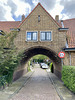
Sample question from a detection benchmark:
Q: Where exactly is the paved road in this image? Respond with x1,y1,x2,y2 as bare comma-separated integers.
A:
10,67,60,100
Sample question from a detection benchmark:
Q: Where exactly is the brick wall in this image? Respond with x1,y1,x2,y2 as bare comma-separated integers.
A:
14,4,66,54
13,62,28,81
13,4,68,79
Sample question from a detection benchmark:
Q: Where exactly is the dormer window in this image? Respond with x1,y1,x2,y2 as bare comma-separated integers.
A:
0,30,4,35
10,28,20,31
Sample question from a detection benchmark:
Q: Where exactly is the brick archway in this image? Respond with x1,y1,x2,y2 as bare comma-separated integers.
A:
21,46,62,78
13,46,62,81
22,46,60,63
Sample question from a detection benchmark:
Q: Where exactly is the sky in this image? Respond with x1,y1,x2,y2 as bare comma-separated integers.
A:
0,0,75,21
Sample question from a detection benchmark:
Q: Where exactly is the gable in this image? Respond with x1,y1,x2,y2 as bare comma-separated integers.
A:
18,3,61,29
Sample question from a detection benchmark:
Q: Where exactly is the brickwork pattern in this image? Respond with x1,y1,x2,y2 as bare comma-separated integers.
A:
14,5,66,54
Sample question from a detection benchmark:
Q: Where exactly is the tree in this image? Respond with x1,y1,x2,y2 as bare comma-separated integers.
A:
32,54,49,63
0,30,22,85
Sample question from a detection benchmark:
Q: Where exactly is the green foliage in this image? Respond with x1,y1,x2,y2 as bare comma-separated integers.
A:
27,61,31,72
27,66,31,72
32,54,47,60
0,75,7,88
28,61,30,66
0,31,23,87
32,54,48,63
50,62,53,72
62,66,75,93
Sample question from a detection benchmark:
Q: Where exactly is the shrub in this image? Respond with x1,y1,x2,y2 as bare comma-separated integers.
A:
0,31,24,88
27,61,31,72
0,75,7,88
62,65,75,93
50,62,53,72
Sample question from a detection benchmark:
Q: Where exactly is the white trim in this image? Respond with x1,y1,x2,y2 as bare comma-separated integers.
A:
26,31,38,42
40,31,52,41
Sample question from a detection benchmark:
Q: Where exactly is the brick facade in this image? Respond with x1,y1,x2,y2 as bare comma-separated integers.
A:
13,3,68,78
0,3,75,80
14,4,66,53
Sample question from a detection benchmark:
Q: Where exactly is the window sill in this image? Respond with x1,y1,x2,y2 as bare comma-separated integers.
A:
25,40,38,42
40,40,52,42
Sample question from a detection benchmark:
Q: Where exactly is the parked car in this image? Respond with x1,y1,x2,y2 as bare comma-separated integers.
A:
40,63,49,69
40,63,45,68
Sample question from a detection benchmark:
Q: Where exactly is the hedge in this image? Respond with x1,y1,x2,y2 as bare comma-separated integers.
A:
27,61,31,72
62,65,75,93
0,75,8,89
50,62,53,72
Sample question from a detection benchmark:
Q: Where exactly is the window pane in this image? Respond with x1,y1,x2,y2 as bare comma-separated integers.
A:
33,32,37,40
41,32,45,40
40,31,52,41
46,32,51,40
27,32,37,41
27,32,31,40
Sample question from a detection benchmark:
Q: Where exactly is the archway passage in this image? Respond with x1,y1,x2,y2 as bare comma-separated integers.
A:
20,46,62,79
22,46,60,63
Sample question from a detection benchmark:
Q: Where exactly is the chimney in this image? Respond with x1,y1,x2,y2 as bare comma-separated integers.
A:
21,14,25,21
55,15,59,22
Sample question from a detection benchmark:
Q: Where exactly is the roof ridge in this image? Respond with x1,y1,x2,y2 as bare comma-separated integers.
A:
17,3,61,28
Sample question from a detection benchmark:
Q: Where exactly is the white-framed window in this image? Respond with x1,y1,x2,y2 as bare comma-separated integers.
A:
27,31,38,41
40,31,52,41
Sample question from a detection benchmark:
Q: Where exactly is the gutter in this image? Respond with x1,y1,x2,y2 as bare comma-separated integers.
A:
63,48,75,51
58,28,69,31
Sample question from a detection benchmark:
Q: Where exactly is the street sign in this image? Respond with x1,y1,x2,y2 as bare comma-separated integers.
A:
58,51,65,58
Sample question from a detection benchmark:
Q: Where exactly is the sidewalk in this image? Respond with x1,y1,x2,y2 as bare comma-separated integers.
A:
47,70,75,100
0,71,34,100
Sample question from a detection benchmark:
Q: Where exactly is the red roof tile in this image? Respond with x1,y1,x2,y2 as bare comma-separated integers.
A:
63,18,75,48
0,21,20,32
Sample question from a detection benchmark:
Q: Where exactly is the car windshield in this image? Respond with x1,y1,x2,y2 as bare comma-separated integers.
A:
41,63,45,65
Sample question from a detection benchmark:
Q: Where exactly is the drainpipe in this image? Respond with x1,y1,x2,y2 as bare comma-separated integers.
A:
69,51,71,66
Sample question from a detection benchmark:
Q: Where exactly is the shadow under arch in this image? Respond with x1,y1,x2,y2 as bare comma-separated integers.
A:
20,46,62,79
21,46,60,64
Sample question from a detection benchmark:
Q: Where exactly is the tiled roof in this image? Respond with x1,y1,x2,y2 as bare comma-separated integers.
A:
63,18,75,48
0,21,20,32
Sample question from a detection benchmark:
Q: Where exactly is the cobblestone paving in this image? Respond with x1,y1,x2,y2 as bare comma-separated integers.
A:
9,67,60,100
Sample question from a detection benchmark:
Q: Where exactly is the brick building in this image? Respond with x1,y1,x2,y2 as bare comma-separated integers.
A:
0,3,75,79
